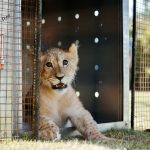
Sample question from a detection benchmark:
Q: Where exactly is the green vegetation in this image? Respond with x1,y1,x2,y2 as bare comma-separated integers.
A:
133,0,150,90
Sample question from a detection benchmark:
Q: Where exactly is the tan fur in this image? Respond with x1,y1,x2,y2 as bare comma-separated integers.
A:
39,44,108,141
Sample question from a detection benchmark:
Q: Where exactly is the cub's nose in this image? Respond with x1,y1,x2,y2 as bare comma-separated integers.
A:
55,76,64,81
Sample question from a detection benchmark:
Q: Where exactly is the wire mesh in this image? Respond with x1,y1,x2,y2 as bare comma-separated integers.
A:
133,0,150,130
0,0,39,140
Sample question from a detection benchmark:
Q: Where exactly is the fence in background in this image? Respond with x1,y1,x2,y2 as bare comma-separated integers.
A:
131,0,150,131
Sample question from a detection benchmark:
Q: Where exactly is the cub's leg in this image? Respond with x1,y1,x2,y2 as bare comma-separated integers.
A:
38,117,61,141
69,107,107,141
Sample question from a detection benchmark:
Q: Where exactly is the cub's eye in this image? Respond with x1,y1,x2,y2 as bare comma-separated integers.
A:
46,62,53,68
63,60,68,66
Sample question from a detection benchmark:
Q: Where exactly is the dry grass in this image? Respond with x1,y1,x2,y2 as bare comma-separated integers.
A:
0,129,150,150
1,92,150,149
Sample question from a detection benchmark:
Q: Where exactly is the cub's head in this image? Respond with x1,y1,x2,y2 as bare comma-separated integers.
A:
40,43,79,92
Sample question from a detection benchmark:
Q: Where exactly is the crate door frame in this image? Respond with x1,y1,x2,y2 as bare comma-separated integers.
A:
97,0,130,131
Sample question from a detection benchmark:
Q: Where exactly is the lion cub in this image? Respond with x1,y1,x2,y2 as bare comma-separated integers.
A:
39,43,107,141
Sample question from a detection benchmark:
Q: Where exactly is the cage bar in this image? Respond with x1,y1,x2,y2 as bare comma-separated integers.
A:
0,0,40,140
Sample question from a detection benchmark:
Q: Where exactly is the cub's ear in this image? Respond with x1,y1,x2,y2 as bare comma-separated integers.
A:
39,51,46,62
68,43,79,58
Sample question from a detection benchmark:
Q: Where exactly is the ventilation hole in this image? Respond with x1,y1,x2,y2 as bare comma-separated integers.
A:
57,16,62,22
26,45,30,49
95,92,99,98
26,21,30,26
75,40,80,45
94,65,99,71
42,19,45,24
94,10,99,16
75,14,80,19
57,41,62,47
76,91,80,97
94,37,99,43
75,26,80,32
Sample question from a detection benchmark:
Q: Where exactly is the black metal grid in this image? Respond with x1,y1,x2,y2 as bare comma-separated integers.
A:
132,0,150,130
0,0,40,140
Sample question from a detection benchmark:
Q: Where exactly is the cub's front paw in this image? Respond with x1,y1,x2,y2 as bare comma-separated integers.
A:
87,131,115,142
39,119,61,141
87,131,106,141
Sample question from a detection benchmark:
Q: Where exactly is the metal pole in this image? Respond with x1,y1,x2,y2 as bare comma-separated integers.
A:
34,0,42,140
131,0,136,129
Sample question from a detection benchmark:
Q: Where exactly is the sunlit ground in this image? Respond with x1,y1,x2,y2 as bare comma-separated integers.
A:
0,129,150,150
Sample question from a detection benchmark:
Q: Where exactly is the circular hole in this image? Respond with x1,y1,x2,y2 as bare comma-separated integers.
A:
95,92,99,98
42,19,45,24
26,45,30,49
57,16,62,22
94,10,99,16
26,21,30,26
94,37,99,43
75,14,80,19
75,26,80,32
76,91,80,97
94,65,99,71
75,40,80,45
58,41,62,47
